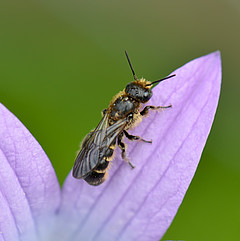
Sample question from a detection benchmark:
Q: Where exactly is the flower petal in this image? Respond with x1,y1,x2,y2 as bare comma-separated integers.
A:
0,104,61,240
60,51,221,241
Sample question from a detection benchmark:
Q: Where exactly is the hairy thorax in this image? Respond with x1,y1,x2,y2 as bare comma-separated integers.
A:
108,95,140,126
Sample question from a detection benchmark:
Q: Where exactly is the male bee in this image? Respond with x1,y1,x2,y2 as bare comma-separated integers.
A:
72,51,175,186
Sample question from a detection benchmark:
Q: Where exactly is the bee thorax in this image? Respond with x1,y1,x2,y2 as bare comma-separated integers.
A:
109,96,139,121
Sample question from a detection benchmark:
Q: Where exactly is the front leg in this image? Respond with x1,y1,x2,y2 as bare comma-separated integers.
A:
117,133,135,169
123,130,152,143
140,104,172,116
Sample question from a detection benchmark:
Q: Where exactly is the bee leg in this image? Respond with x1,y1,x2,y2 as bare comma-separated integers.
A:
140,105,172,116
123,130,152,143
117,133,135,169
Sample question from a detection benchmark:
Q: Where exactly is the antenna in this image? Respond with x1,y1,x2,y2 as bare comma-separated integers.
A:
125,50,137,80
146,74,176,87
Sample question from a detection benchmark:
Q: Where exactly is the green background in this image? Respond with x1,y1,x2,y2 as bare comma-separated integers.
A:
1,0,239,240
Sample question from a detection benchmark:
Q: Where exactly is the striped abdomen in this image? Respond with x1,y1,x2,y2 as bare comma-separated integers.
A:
84,144,115,186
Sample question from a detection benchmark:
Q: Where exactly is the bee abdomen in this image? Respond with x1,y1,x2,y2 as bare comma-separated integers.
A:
84,146,115,186
84,159,109,186
84,171,107,186
94,159,109,172
84,160,109,185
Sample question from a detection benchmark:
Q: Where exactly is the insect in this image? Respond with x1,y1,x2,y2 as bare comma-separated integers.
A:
72,51,175,186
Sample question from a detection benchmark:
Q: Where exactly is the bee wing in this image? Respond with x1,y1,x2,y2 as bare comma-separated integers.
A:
72,113,128,179
72,112,109,178
104,118,128,144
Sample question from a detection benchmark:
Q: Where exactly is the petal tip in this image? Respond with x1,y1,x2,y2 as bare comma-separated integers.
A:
208,50,221,63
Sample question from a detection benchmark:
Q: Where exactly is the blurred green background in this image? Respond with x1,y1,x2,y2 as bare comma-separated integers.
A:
0,0,239,240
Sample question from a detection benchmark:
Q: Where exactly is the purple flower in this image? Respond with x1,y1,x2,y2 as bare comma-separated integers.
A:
0,51,221,241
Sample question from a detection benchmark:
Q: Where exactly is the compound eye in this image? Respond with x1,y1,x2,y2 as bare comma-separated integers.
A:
142,90,152,102
144,91,149,97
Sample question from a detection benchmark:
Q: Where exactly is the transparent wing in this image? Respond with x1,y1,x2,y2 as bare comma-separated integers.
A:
72,113,128,179
72,112,109,178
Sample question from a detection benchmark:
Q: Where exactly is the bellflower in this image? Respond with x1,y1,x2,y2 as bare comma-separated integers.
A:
0,51,221,241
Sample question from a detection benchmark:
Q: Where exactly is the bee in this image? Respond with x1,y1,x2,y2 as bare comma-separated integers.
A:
72,51,175,186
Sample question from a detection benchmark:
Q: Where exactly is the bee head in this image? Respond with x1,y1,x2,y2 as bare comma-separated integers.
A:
124,50,175,103
125,80,153,103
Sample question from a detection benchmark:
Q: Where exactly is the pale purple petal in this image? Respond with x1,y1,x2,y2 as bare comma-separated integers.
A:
0,104,61,240
59,51,221,241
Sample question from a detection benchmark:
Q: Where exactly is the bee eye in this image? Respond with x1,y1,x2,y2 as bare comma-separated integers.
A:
141,90,152,103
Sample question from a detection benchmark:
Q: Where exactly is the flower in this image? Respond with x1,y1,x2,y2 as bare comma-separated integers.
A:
0,51,221,241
